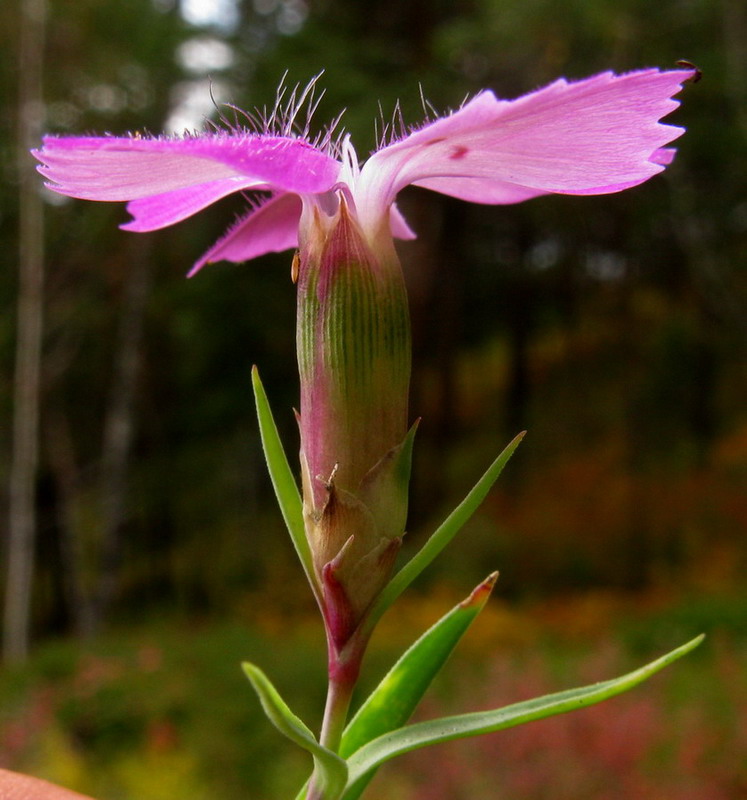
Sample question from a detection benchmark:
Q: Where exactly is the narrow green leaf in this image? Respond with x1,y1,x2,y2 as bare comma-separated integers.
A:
345,635,704,787
243,662,348,800
367,432,524,629
339,573,498,800
344,572,497,757
251,366,315,589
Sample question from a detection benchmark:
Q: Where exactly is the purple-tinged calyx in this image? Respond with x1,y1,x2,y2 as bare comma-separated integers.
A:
296,195,413,647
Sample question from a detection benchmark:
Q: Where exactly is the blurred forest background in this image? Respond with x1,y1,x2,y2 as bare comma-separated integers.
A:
1,0,745,798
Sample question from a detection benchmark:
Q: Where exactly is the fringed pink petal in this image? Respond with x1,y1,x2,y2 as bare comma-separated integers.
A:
411,176,547,205
389,202,417,240
33,133,340,201
188,192,302,276
121,177,265,232
357,68,694,227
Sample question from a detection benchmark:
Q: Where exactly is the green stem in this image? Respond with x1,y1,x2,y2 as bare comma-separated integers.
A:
306,675,354,800
320,673,355,753
307,630,366,799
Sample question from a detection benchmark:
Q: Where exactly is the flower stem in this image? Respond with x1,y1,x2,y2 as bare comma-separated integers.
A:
319,672,354,754
306,680,353,800
306,639,362,800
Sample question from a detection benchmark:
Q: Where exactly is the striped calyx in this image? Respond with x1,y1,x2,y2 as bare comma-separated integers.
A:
296,196,413,646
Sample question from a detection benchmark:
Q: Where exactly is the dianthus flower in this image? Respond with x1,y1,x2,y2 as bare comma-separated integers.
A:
34,69,692,276
34,67,694,653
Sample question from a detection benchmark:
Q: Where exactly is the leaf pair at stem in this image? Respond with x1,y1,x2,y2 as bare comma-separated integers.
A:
250,368,703,800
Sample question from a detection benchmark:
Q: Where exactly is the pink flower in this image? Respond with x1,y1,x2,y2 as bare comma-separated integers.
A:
33,68,693,277
33,68,694,650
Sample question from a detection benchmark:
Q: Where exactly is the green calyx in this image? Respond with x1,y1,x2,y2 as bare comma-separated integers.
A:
296,198,413,641
297,200,410,500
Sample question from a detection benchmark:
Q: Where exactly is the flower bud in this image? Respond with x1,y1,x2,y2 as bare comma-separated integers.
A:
296,196,412,646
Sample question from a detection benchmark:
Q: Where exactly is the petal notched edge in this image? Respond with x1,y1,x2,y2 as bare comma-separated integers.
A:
360,68,695,210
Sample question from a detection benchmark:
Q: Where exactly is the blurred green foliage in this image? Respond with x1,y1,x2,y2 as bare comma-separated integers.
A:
0,590,744,798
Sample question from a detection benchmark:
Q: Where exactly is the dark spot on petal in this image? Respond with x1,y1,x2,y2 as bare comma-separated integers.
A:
449,145,469,160
426,137,446,145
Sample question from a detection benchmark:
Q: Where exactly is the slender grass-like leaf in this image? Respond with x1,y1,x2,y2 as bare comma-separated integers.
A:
251,366,315,590
338,573,497,800
243,662,348,800
366,432,524,629
345,635,704,787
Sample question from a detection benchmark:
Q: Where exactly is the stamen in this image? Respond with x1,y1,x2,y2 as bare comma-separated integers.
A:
418,83,439,121
206,72,346,157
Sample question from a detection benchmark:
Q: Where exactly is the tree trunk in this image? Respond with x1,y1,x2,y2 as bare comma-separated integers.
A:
4,0,47,663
